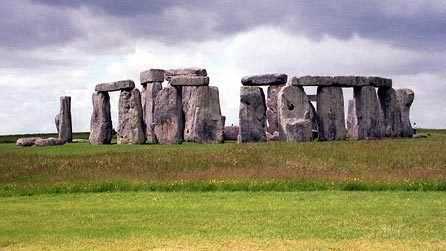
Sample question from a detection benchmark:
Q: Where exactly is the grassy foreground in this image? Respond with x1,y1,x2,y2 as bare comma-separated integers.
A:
1,191,445,250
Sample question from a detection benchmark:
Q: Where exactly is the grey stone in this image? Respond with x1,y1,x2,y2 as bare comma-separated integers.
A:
291,76,333,86
182,86,225,143
347,99,358,139
266,85,285,134
89,92,113,145
316,86,346,141
164,67,207,81
95,80,135,92
241,73,287,86
292,76,392,87
16,137,41,147
413,134,428,139
153,87,184,144
223,126,239,141
140,69,165,84
396,88,415,138
169,76,209,86
378,87,403,137
266,131,280,141
34,138,65,147
55,114,60,134
277,85,313,141
308,101,318,136
56,96,72,143
141,82,163,143
238,86,267,143
72,139,88,143
117,88,146,144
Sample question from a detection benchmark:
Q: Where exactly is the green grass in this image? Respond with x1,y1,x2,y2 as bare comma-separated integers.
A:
0,191,445,249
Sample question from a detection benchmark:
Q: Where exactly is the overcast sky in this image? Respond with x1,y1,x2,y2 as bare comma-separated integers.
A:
0,0,445,134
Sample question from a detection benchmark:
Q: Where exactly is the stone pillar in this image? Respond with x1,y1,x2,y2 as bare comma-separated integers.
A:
347,99,358,139
316,86,346,141
89,92,112,144
266,85,285,135
117,88,146,144
351,86,385,140
238,86,267,143
277,85,313,142
308,101,318,139
141,82,162,143
378,87,403,137
153,87,184,144
396,89,415,137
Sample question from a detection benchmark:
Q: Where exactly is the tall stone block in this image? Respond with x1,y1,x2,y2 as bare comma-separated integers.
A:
347,99,358,139
141,82,162,143
378,87,403,137
154,87,184,144
396,89,415,137
89,92,112,144
238,86,267,143
277,85,313,142
56,96,73,143
266,85,284,134
117,88,146,144
316,86,346,141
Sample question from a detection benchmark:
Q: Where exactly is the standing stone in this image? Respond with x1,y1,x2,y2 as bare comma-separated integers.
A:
223,125,239,141
154,87,184,144
141,82,162,143
316,87,346,141
238,86,267,143
55,96,73,143
277,85,313,141
117,88,146,144
308,101,318,138
266,85,285,134
378,87,403,137
89,92,113,144
182,86,224,143
396,89,415,137
351,86,385,140
347,99,358,139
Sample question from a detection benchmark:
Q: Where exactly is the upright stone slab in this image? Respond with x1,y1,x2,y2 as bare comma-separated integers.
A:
154,87,184,144
378,87,403,137
238,86,267,143
117,88,146,144
308,101,318,138
55,96,73,143
141,82,162,143
224,126,239,141
182,86,224,143
277,85,313,142
316,86,346,141
266,85,284,134
396,89,415,137
347,99,358,139
89,92,112,144
352,86,385,140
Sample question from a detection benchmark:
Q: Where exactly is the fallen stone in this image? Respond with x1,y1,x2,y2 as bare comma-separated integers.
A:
164,67,207,81
140,69,165,84
141,82,163,143
34,138,65,147
316,86,346,141
266,85,285,134
72,139,89,143
238,86,267,143
396,88,415,138
291,76,392,87
95,80,135,92
413,134,428,139
223,126,239,141
154,87,184,144
56,96,72,143
117,88,146,144
16,137,41,147
169,76,209,86
241,73,288,86
266,131,280,141
378,87,403,137
89,92,113,145
277,85,313,141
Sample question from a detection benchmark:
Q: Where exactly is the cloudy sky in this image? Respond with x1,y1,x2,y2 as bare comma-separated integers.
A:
0,0,445,134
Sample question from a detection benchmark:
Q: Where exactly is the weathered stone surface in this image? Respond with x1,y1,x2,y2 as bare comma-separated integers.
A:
413,134,428,139
56,96,72,143
347,99,358,139
140,69,165,84
55,114,61,134
316,86,346,141
164,67,207,81
292,76,392,87
117,88,146,144
95,80,135,92
238,86,267,143
266,131,280,141
16,137,41,147
89,92,113,145
266,85,285,134
291,76,333,86
277,85,313,141
34,138,65,147
182,86,224,143
223,126,239,141
141,82,163,143
396,88,415,138
154,87,184,144
169,76,209,86
241,74,287,86
308,101,318,136
350,86,386,140
378,87,403,137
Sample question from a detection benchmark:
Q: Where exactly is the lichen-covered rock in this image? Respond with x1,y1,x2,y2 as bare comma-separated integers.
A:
164,67,207,81
141,82,162,143
266,85,284,134
241,74,287,86
277,85,312,141
89,92,113,145
56,96,72,143
34,138,65,147
16,137,41,147
378,87,403,137
223,126,239,141
396,88,415,138
95,80,135,92
117,88,146,144
238,86,267,143
316,86,346,141
154,87,184,144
